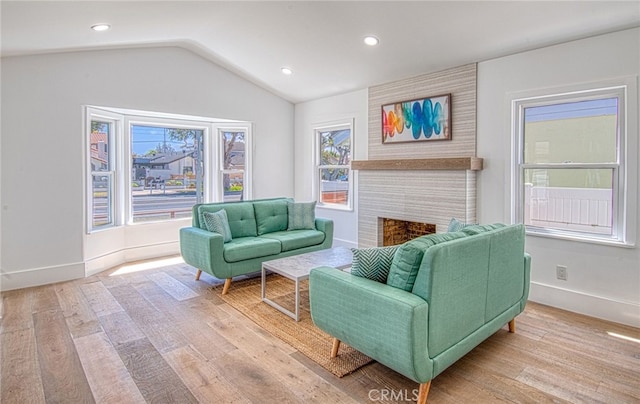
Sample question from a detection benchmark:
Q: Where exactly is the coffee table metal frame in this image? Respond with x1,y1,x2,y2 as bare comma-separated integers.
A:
261,247,352,321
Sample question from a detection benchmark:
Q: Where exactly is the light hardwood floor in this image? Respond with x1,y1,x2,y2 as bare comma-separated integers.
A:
1,256,639,403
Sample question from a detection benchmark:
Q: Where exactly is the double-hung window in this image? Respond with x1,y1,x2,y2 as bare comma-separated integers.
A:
86,107,252,232
89,118,117,230
513,84,632,245
315,121,353,210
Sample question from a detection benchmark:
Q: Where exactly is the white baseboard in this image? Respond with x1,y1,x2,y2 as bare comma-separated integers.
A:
85,241,181,277
1,261,86,291
529,281,640,328
2,241,181,291
332,238,358,249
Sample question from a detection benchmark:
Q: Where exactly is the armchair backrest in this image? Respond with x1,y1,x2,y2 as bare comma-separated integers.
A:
411,224,526,358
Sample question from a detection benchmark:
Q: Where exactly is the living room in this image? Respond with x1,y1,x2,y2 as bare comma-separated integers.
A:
1,1,639,403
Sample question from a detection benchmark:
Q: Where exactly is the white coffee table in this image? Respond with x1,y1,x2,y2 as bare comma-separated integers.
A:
261,246,353,321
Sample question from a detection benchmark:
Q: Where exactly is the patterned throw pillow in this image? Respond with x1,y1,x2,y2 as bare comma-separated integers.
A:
447,217,475,232
287,201,316,230
351,245,400,283
202,210,233,243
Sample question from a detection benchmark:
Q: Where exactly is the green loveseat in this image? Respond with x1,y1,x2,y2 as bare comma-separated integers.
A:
180,198,333,294
309,223,530,403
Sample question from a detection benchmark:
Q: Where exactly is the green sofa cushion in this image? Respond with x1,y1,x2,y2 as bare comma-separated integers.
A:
447,217,475,232
386,232,468,291
460,223,506,236
287,201,316,230
260,230,325,252
223,237,281,262
198,202,258,238
201,210,232,242
254,199,291,235
351,245,399,283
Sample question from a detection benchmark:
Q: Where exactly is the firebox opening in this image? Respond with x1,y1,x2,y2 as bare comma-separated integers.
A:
380,218,436,246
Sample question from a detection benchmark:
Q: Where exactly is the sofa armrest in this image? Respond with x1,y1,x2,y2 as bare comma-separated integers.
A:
309,266,432,383
179,227,225,274
314,217,334,248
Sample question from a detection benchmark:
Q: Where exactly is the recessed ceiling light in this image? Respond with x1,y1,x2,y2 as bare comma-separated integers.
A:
91,24,111,32
281,67,293,75
364,36,379,46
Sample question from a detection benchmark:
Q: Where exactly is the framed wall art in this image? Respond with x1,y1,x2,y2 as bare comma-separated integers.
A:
382,93,451,143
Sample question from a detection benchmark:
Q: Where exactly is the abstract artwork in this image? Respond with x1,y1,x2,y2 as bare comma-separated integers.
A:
382,94,451,143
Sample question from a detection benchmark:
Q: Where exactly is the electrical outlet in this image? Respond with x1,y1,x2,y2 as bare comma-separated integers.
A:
556,265,568,281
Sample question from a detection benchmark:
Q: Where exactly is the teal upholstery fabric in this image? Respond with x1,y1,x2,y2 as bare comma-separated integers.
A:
180,198,334,283
222,237,281,262
260,230,325,252
202,209,232,242
309,223,530,386
350,245,399,283
447,217,475,232
254,199,291,235
386,232,468,291
287,201,316,230
460,223,506,236
198,202,257,238
310,267,432,383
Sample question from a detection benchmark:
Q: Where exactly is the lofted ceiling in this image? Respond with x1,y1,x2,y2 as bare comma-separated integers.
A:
2,1,639,103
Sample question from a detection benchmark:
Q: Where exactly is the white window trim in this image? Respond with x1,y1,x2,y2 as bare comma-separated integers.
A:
510,77,638,247
85,106,252,232
214,124,253,202
313,119,354,211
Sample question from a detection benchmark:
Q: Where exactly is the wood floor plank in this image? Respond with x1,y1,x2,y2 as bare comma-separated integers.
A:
162,265,227,304
2,258,639,403
115,337,198,403
214,349,300,404
1,327,46,404
80,281,124,317
0,288,33,333
163,345,250,403
146,271,199,301
54,281,102,338
206,302,358,403
108,283,189,353
134,281,237,360
74,332,146,404
98,310,146,346
33,308,95,403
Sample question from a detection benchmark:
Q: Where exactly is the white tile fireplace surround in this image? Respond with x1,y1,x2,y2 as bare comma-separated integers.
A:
357,168,478,248
356,63,480,248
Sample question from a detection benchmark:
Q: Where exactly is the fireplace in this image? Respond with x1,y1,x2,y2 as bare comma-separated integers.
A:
380,218,436,246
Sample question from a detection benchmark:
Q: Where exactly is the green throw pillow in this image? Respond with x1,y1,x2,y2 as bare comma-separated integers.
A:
351,245,399,283
447,217,475,232
287,201,316,230
202,210,233,243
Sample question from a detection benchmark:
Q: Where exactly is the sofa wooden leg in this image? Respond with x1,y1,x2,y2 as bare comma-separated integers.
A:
331,338,341,358
222,278,232,295
417,381,431,404
508,319,516,333
195,269,202,281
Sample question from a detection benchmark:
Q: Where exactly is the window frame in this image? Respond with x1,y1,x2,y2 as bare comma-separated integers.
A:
511,82,635,246
313,119,354,211
85,106,252,233
214,124,253,202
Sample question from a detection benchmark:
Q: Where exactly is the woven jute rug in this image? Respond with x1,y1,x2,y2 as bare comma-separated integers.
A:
213,274,373,377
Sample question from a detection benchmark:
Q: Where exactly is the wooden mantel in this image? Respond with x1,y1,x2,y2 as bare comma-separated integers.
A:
351,157,483,171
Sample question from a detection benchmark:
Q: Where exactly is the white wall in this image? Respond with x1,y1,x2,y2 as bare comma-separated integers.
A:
477,28,640,327
1,46,294,290
293,89,368,248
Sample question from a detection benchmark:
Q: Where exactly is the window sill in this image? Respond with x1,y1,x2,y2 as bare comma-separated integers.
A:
526,227,635,248
317,203,353,213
